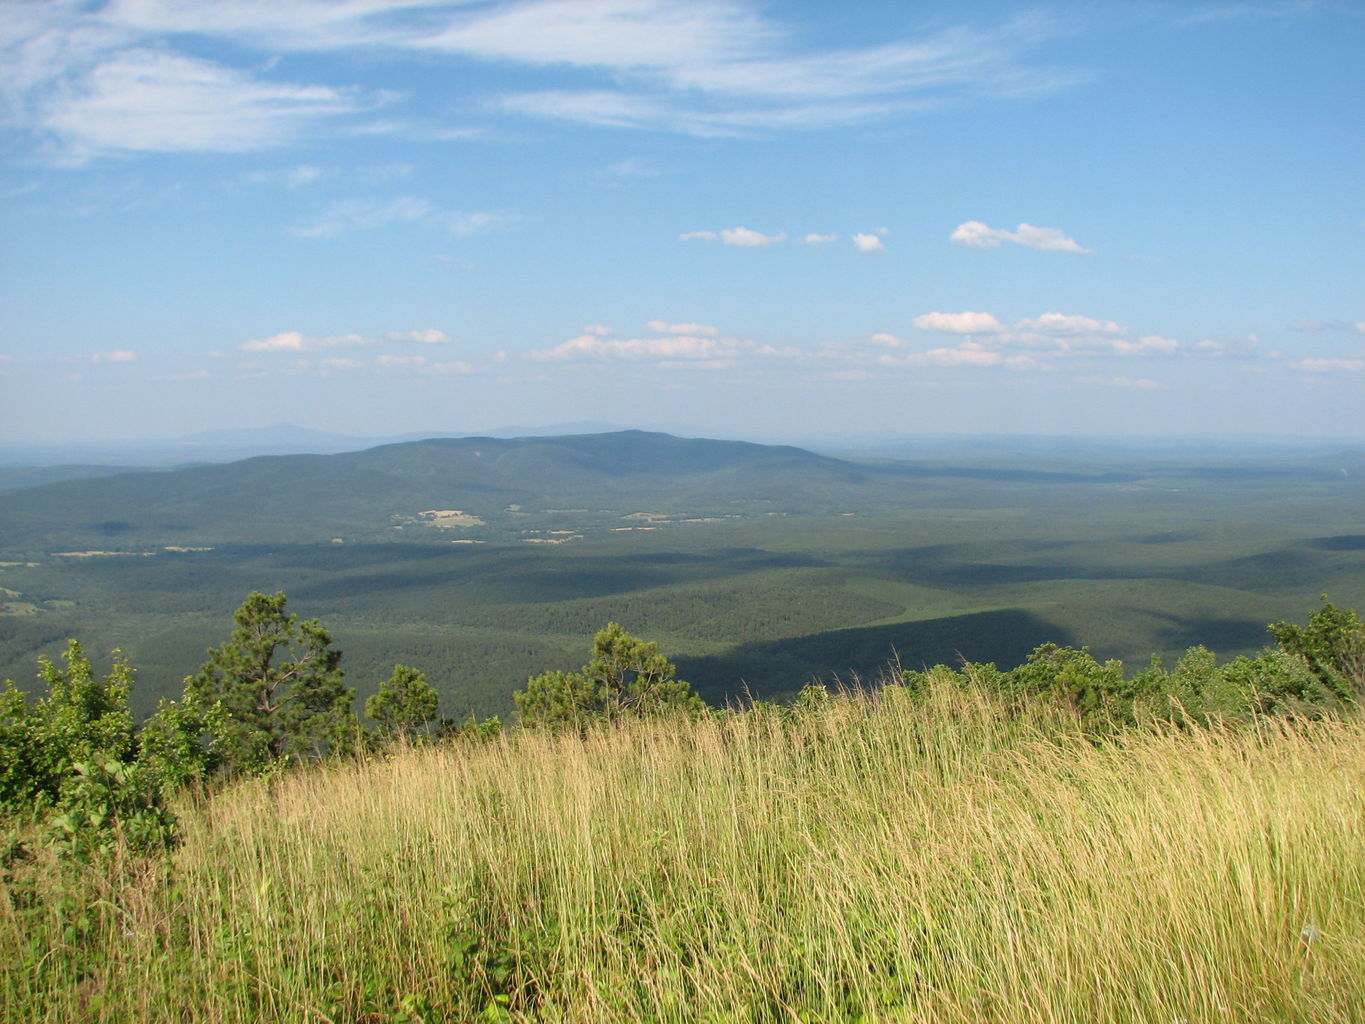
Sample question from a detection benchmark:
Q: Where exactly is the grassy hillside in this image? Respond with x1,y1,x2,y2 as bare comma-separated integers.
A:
4,681,1362,1022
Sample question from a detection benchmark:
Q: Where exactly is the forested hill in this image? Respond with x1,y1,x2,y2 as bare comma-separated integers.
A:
0,431,879,550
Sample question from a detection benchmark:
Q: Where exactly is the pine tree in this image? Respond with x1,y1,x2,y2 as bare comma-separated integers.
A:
515,622,705,729
186,592,356,775
366,664,440,740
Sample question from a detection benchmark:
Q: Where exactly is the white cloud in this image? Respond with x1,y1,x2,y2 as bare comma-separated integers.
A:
804,233,838,245
245,165,324,188
531,333,731,362
722,226,785,246
387,328,455,344
529,320,751,363
376,354,425,368
681,226,785,246
892,347,1005,368
1113,335,1180,355
99,0,433,50
1290,319,1365,335
474,6,1077,134
852,232,885,252
6,2,1081,163
290,197,508,240
950,220,1090,253
646,320,717,336
1014,313,1123,336
912,311,1005,334
89,348,137,363
291,197,429,238
41,49,372,160
240,330,370,352
1291,357,1365,374
875,308,1195,371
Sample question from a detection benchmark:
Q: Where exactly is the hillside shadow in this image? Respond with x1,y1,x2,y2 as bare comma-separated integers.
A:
1308,534,1365,551
1149,612,1272,655
677,608,1072,705
849,544,1149,587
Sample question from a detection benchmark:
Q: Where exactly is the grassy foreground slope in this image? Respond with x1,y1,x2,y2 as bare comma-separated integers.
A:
5,681,1363,1023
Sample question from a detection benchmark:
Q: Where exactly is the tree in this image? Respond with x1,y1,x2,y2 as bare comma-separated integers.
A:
1,640,136,814
186,592,356,775
1269,598,1365,704
514,622,706,729
1007,643,1130,726
366,664,439,740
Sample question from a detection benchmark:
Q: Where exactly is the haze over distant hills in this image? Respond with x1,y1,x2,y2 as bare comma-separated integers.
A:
0,421,638,472
12,429,1350,553
1,429,1362,721
0,431,876,551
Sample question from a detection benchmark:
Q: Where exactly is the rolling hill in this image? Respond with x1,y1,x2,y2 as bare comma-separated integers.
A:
0,431,881,552
1,431,1362,720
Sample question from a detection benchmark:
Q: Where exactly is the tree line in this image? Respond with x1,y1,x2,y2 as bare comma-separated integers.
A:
2,590,1362,859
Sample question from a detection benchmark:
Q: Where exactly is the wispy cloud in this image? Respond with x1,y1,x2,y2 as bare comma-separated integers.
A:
386,328,456,344
376,353,472,374
528,320,742,365
241,327,456,352
1076,375,1163,389
39,49,375,161
290,197,508,239
1290,318,1365,335
646,320,718,336
950,220,1091,253
241,330,371,353
682,225,886,248
887,309,1197,369
244,165,325,188
87,348,137,363
1290,357,1365,374
4,2,1082,161
680,226,786,246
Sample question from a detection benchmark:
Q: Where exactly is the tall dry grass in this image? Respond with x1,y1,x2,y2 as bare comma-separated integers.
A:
4,678,1364,1022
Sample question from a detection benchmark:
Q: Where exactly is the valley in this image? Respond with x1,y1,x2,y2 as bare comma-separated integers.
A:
1,431,1362,721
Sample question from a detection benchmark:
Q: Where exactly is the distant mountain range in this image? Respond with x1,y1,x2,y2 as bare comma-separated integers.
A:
0,421,638,472
5,429,1361,556
0,431,883,552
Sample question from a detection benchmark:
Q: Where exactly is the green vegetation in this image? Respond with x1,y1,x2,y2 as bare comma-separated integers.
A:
2,598,1365,1020
515,621,705,729
366,664,440,740
183,591,357,776
2,432,1362,719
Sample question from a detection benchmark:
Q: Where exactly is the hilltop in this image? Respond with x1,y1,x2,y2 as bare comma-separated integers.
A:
0,431,875,551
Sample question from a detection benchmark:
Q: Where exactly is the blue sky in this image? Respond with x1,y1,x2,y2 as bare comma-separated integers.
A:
1,0,1361,443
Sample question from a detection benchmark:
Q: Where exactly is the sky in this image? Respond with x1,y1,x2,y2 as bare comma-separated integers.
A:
0,0,1362,444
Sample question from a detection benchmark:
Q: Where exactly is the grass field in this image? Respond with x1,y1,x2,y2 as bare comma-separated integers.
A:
4,679,1362,1022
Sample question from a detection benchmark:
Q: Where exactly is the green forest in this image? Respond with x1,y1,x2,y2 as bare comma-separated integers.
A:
3,432,1363,721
